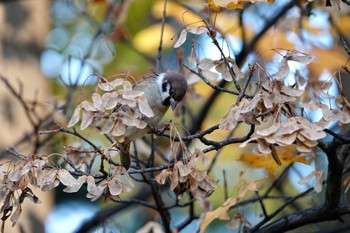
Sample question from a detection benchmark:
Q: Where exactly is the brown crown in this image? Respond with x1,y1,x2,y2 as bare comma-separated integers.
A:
164,71,187,102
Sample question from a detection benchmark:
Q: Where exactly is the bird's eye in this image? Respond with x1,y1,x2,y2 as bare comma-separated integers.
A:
170,89,175,97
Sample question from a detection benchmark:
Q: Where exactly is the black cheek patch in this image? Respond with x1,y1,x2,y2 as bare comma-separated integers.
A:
162,96,171,106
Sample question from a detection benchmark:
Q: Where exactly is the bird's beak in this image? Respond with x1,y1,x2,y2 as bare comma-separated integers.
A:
170,99,177,110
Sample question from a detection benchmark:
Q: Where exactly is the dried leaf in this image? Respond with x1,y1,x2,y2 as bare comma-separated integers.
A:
239,148,307,175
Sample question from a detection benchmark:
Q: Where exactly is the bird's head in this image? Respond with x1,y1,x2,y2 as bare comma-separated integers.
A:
157,71,187,110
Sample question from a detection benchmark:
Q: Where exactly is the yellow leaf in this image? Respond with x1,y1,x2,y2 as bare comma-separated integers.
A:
208,0,275,11
133,23,176,55
239,146,308,175
200,178,264,232
208,0,221,11
227,2,243,9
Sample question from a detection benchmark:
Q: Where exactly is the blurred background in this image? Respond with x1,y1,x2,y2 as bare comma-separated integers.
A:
0,0,350,232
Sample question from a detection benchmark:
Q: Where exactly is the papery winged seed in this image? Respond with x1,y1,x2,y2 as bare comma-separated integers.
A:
219,104,239,130
119,111,135,126
111,121,126,136
123,81,133,91
92,93,104,111
122,169,135,187
264,135,277,144
42,179,60,191
298,136,318,148
39,169,58,185
240,96,259,114
332,109,350,124
280,86,303,97
102,92,119,110
202,69,220,80
274,58,289,80
80,110,94,130
239,137,256,148
296,140,312,152
118,96,136,107
238,98,251,113
215,61,233,81
10,206,21,225
198,58,216,70
257,123,281,136
133,118,147,129
314,170,324,193
138,95,155,117
228,57,244,79
274,133,297,146
86,176,101,196
187,26,208,35
303,102,319,112
123,90,144,99
100,116,115,134
108,181,123,196
67,105,81,127
174,29,188,48
98,78,124,91
170,167,179,190
279,120,302,134
295,70,306,86
298,170,315,184
58,169,78,187
262,92,274,109
63,176,87,193
8,166,23,182
81,100,96,111
299,129,326,141
320,103,334,121
336,94,350,109
191,169,207,182
177,161,192,177
257,138,272,154
155,169,172,184
287,50,315,64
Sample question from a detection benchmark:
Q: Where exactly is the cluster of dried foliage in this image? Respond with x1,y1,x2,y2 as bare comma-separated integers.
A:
1,1,350,233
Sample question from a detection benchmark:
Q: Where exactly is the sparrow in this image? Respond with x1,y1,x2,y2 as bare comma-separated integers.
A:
118,71,187,169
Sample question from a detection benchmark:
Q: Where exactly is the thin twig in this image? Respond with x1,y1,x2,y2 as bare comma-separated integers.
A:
156,0,168,72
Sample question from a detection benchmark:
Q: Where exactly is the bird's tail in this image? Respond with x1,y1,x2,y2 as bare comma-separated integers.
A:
119,142,131,169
